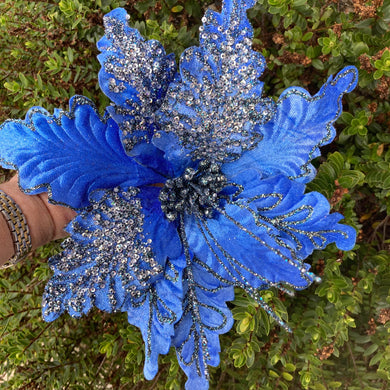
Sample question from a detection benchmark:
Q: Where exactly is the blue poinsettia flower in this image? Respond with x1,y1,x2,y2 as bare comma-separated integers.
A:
0,0,358,388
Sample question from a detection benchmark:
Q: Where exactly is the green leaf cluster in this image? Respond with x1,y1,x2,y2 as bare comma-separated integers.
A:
1,0,390,389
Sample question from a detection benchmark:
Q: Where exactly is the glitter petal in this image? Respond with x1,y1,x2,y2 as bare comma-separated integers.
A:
185,203,314,293
155,0,275,164
173,256,234,390
125,256,185,380
97,8,177,149
42,187,169,320
185,174,355,296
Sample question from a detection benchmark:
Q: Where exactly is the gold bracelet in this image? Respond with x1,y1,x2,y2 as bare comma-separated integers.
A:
0,189,32,269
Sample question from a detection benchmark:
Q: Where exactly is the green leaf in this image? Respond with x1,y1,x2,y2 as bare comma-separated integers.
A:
369,352,383,366
312,59,325,70
313,383,327,390
270,354,280,366
302,32,313,41
306,46,315,58
329,381,342,388
284,363,296,372
383,175,390,189
301,372,311,387
340,112,354,123
338,170,365,188
282,372,293,381
18,72,28,88
171,5,183,13
246,346,255,368
67,47,74,63
352,41,369,56
293,0,308,7
4,80,20,92
238,316,250,333
363,344,379,357
134,0,156,14
377,369,390,381
36,73,43,89
269,369,280,378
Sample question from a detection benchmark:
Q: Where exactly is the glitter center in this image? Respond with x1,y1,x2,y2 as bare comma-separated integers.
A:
159,160,228,221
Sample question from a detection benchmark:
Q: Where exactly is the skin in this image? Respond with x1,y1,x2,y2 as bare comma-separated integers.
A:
0,175,76,266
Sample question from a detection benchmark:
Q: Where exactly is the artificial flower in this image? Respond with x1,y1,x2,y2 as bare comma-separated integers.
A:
0,0,358,388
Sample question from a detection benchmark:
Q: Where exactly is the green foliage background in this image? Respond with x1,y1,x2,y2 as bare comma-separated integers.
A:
0,0,389,389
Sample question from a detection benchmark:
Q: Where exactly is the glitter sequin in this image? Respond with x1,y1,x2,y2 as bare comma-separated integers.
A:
43,187,163,319
98,8,176,149
159,160,228,221
157,0,276,162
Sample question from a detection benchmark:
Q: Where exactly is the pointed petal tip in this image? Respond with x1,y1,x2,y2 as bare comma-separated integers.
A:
68,94,95,110
102,7,128,23
336,223,357,251
143,359,159,381
42,306,62,323
23,95,97,123
98,8,131,52
222,0,256,13
333,66,359,94
184,375,209,390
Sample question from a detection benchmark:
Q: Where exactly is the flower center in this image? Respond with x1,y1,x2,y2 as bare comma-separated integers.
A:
159,160,228,221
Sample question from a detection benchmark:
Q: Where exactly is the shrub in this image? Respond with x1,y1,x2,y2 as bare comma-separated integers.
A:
0,0,389,389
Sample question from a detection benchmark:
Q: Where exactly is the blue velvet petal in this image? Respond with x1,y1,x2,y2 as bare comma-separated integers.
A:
0,96,162,208
234,175,356,257
42,186,175,322
185,208,312,293
129,141,175,178
186,174,355,296
223,66,358,183
138,186,183,262
97,8,176,145
152,131,193,177
173,258,234,390
125,256,185,380
155,0,275,164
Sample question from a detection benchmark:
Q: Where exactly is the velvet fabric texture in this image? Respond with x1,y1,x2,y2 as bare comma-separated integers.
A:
0,0,358,388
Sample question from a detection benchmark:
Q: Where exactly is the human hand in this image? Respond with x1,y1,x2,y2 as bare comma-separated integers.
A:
0,174,76,265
